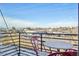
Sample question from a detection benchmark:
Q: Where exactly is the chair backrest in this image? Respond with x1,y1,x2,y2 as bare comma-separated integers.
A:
62,52,77,56
48,52,77,56
31,35,39,50
66,49,77,52
31,35,39,56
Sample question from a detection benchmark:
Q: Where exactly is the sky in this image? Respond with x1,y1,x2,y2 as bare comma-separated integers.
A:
0,3,78,28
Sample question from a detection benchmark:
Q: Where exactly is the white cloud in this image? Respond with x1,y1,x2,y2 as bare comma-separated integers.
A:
0,17,38,28
0,16,78,28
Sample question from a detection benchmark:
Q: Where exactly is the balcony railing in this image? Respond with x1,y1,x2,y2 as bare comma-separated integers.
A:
0,32,78,56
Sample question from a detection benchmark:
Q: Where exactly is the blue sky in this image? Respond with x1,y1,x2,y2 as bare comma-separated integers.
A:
0,3,78,28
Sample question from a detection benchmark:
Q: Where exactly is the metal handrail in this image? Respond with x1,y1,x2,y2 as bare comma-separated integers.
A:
0,32,78,56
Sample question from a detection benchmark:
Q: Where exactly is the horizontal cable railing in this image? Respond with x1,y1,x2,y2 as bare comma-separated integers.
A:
0,32,78,56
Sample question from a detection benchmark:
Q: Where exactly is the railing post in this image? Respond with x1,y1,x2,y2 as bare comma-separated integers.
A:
18,32,20,56
40,33,43,52
78,3,79,56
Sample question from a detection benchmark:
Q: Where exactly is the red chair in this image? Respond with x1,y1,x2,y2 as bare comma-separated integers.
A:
31,35,58,56
66,49,77,52
48,52,77,56
31,35,48,56
65,49,77,56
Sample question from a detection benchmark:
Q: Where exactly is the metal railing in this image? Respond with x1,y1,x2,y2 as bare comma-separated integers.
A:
0,32,78,56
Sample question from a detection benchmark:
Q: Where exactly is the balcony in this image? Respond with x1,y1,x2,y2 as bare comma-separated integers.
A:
0,32,78,56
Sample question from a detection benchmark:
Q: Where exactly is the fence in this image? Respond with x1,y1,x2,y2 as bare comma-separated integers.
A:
0,32,78,56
